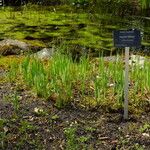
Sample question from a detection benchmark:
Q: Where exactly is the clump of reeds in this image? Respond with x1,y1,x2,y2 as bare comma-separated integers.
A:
8,52,150,111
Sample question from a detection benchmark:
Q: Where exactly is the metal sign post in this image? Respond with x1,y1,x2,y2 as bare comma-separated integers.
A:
124,47,129,120
113,29,141,120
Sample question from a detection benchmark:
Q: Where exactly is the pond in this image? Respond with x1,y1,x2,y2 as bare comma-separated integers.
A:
0,6,150,55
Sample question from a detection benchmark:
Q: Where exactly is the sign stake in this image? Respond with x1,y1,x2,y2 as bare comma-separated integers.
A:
114,29,141,120
124,47,129,120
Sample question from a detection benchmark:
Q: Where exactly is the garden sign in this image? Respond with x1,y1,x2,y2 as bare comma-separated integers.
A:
113,29,141,120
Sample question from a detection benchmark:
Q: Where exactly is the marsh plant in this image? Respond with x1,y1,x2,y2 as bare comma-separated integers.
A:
64,123,90,150
8,60,20,82
64,126,78,150
0,119,6,149
9,52,150,110
48,53,75,107
12,92,20,113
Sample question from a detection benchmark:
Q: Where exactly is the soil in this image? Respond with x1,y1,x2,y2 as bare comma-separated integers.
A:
0,59,150,150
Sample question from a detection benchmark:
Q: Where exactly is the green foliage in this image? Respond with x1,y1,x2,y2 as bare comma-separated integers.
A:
19,121,36,133
8,60,20,82
0,119,7,149
51,114,60,120
69,0,90,6
21,56,49,98
78,135,90,143
85,126,96,132
8,52,150,111
12,92,20,113
139,123,150,133
133,143,144,150
64,126,78,150
140,0,150,9
29,0,150,11
64,123,91,149
93,0,137,16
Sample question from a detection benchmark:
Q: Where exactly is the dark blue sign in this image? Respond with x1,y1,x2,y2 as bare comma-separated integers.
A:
113,29,141,48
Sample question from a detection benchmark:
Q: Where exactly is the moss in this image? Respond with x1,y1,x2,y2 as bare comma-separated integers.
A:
142,42,150,46
23,40,46,48
0,6,150,54
0,56,24,69
0,45,22,56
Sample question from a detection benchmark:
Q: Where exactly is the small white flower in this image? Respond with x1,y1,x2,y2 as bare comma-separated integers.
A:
96,75,100,79
34,107,38,113
109,83,115,87
34,107,43,113
129,55,145,69
142,133,150,137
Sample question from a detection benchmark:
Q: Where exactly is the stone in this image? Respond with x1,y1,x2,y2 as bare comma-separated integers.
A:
33,47,55,60
0,39,29,56
142,133,150,137
129,54,145,68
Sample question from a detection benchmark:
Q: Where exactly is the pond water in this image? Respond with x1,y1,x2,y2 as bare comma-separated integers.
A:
0,6,150,55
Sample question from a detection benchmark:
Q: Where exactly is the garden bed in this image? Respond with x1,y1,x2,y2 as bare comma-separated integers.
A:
0,54,150,149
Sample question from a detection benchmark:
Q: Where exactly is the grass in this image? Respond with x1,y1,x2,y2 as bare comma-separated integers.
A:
7,51,150,113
